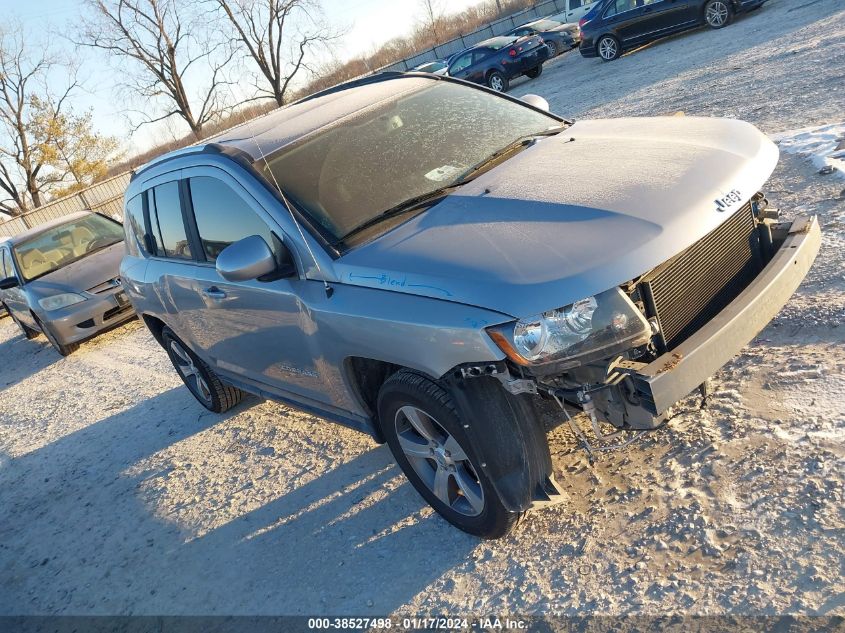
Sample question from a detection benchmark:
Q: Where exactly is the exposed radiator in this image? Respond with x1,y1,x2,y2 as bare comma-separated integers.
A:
639,202,763,352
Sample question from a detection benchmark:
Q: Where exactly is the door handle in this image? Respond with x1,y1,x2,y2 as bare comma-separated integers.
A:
202,286,227,301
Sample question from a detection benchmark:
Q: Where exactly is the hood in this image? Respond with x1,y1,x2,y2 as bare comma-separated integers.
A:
26,241,125,297
335,117,779,318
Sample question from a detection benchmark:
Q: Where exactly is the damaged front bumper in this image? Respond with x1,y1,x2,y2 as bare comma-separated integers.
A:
630,214,821,417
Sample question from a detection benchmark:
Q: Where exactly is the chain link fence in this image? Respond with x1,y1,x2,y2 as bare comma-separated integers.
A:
0,172,131,238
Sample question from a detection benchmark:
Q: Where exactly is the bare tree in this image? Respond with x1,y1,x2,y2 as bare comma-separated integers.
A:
214,0,340,108
0,25,80,214
419,0,446,44
78,0,235,139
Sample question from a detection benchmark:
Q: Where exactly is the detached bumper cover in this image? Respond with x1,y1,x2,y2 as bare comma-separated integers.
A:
632,215,821,416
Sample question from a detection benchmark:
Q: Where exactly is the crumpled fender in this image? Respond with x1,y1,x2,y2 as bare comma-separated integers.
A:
442,373,561,512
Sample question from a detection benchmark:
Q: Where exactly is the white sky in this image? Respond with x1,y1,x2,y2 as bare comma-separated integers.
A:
1,0,484,154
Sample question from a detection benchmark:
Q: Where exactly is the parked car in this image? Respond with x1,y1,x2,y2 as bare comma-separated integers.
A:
121,73,819,538
506,18,581,58
580,0,769,61
446,35,549,92
411,60,449,76
549,0,599,24
0,212,135,356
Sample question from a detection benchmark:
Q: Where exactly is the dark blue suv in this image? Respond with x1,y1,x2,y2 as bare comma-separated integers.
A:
579,0,768,61
447,35,550,92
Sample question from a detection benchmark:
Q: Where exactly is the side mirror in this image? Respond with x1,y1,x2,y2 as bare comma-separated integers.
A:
216,235,279,282
521,94,550,112
0,276,19,290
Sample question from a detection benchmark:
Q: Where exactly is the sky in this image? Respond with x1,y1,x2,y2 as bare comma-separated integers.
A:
1,0,484,155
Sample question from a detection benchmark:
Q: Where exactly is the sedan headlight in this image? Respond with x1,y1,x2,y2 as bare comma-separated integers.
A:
487,287,651,368
39,293,87,311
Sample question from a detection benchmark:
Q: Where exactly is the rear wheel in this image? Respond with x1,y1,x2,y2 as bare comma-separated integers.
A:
161,327,243,413
378,369,522,539
33,315,78,356
546,41,558,57
704,0,732,28
597,35,620,61
486,70,509,93
525,63,543,79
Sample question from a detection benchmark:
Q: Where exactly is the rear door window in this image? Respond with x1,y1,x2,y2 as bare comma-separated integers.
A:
187,176,276,263
150,181,192,260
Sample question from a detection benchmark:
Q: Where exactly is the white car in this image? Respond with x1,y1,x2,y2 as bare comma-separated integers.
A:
549,0,597,24
411,60,449,76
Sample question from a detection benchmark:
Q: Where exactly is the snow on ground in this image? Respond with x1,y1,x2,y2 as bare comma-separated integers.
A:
1,0,843,618
773,123,845,178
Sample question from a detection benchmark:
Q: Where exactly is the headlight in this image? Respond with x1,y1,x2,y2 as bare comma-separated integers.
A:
38,293,87,311
487,287,651,368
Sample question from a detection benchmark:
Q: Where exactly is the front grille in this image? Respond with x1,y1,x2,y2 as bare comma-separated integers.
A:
103,304,133,321
88,278,121,294
639,202,762,351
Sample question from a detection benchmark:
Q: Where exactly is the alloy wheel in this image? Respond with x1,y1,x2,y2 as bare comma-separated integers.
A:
170,340,212,403
706,1,729,27
489,75,504,92
546,41,557,57
599,37,618,60
394,405,484,517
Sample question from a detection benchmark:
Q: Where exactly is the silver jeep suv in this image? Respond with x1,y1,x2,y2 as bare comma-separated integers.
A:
121,74,820,538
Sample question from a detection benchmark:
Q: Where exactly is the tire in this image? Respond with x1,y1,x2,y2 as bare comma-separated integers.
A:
377,369,522,539
6,306,38,340
33,314,78,356
597,35,621,61
546,41,558,58
161,326,243,413
525,63,543,79
704,0,733,28
486,70,509,93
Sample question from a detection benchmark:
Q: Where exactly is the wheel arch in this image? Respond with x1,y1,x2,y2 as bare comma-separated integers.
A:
141,313,168,347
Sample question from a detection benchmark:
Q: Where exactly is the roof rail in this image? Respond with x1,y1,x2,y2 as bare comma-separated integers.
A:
293,71,409,106
130,144,208,181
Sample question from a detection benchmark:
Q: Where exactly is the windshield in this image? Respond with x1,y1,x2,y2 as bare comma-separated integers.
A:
261,82,560,247
532,19,562,30
13,214,124,281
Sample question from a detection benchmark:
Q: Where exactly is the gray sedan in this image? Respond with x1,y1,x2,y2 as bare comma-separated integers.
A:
0,211,135,356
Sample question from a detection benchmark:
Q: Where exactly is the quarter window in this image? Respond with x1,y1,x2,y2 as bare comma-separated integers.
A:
150,181,192,260
124,193,146,257
187,176,276,262
1,248,13,278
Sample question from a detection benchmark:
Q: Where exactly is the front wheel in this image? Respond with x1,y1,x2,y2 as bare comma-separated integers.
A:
525,63,543,79
597,35,621,61
161,327,243,413
33,315,78,356
6,306,39,340
546,41,558,58
486,70,509,93
377,370,522,539
704,0,733,28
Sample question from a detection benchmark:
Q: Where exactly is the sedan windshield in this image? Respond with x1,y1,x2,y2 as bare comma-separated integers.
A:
13,214,124,281
261,81,561,247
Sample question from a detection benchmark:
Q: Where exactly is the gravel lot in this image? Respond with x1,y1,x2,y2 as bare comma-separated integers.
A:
1,0,843,617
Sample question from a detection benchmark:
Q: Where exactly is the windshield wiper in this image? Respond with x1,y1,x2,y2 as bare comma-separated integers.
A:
336,185,459,244
457,126,566,182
